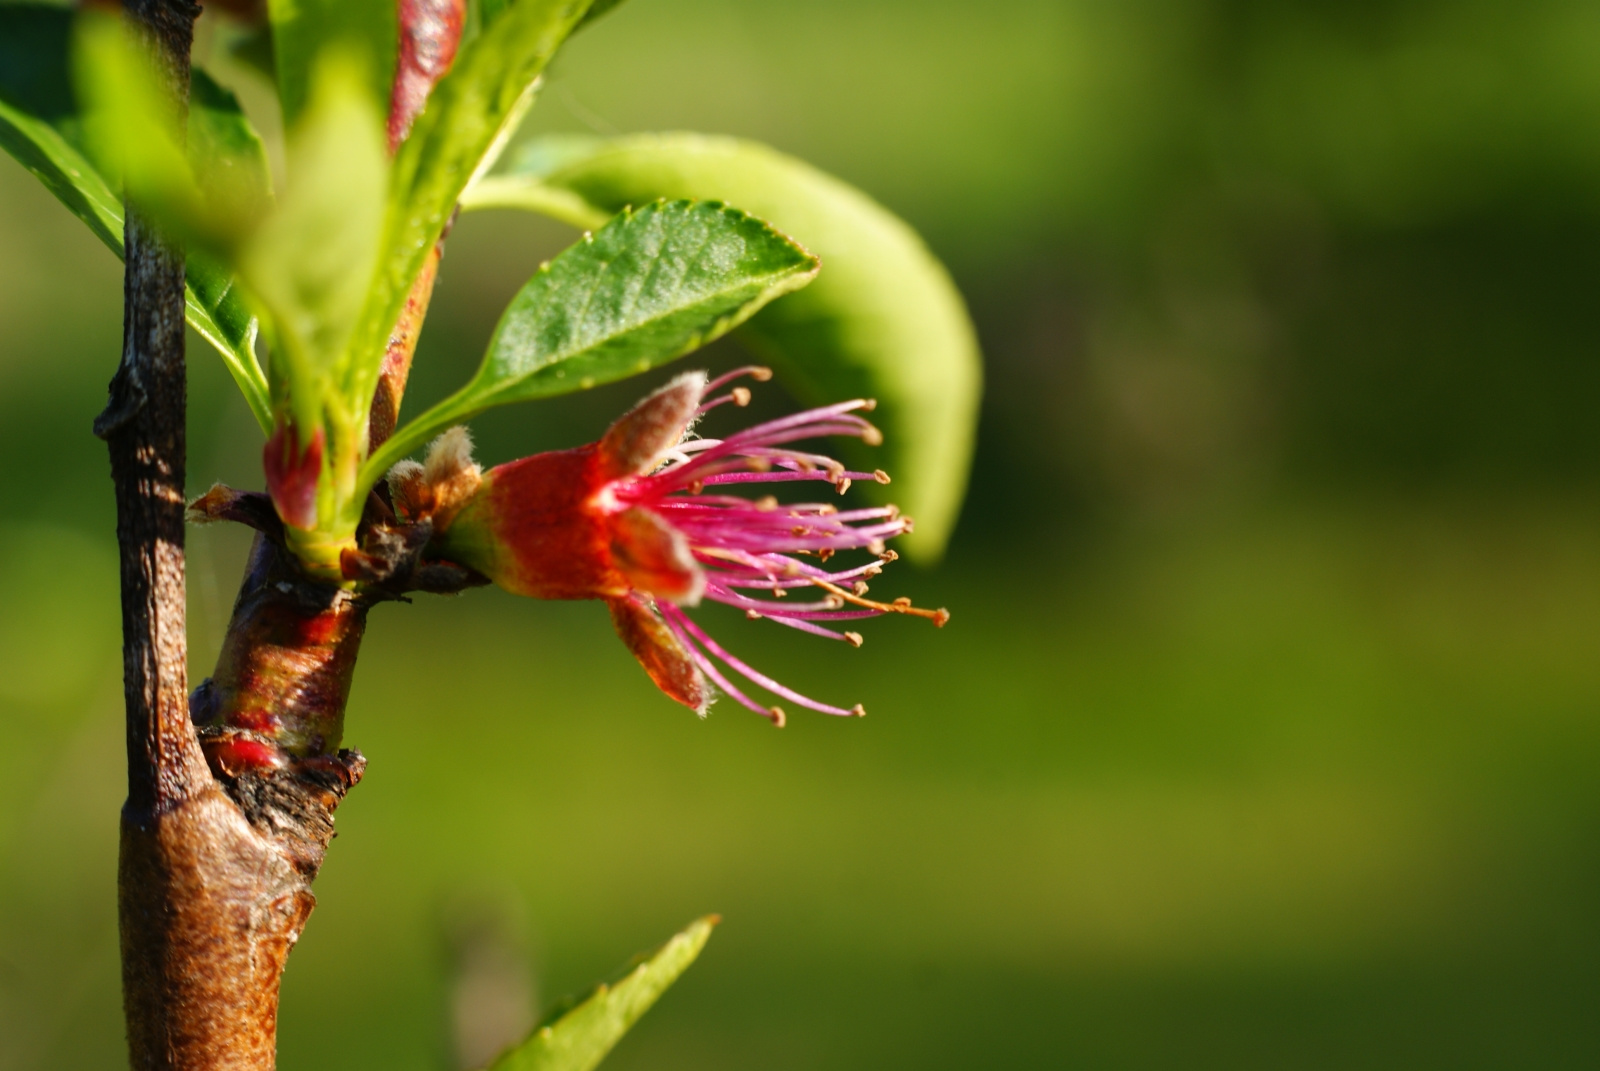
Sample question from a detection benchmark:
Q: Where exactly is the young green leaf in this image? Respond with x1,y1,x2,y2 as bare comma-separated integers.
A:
241,52,388,448
364,198,818,483
350,0,594,441
485,916,717,1071
187,252,271,430
0,5,272,429
268,0,396,127
463,134,982,560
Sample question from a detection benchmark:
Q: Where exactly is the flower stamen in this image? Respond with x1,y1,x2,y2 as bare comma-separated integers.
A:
809,578,951,626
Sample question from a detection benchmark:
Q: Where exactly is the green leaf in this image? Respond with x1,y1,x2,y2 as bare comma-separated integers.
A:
463,134,982,560
241,52,388,445
184,70,275,430
188,69,274,226
186,252,271,432
0,5,271,430
350,0,593,442
0,2,121,250
225,22,277,84
485,916,716,1071
268,0,395,127
470,0,614,42
469,0,514,32
72,13,211,239
364,198,818,484
574,0,628,31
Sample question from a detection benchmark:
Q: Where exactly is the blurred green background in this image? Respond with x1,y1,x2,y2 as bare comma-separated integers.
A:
4,0,1600,1066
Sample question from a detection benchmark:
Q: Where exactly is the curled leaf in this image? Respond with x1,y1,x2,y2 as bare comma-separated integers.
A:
465,133,982,560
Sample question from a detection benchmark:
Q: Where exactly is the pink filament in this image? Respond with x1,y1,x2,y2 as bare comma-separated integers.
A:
613,370,906,720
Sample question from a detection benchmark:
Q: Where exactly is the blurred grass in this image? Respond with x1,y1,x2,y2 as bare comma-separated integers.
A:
4,0,1600,1067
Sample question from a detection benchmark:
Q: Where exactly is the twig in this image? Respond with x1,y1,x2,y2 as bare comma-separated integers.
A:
103,4,331,1067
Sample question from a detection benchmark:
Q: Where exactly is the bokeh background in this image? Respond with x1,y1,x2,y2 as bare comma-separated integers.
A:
4,0,1600,1066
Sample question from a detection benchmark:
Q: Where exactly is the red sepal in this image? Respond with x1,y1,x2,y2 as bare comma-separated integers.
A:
610,507,703,604
608,594,708,714
598,372,706,479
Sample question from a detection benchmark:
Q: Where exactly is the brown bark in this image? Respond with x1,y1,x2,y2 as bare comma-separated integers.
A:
100,0,473,1063
195,535,371,762
100,3,356,1067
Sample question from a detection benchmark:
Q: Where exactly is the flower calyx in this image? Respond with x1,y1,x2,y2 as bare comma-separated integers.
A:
426,367,950,725
188,475,488,599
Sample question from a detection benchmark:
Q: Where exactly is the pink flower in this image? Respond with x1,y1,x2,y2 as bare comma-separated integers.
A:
414,368,948,725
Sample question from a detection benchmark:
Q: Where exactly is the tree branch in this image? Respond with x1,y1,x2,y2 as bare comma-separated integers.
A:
101,2,470,1063
98,0,209,817
102,4,326,1067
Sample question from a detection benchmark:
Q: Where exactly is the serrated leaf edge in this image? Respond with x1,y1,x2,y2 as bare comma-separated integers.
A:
359,199,816,485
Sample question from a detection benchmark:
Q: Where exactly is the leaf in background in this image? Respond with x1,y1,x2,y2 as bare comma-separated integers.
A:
464,0,513,41
187,251,271,432
183,70,275,430
268,0,395,127
351,0,593,438
574,0,628,31
226,21,277,84
0,5,120,250
364,198,817,482
189,68,273,226
463,134,982,560
241,52,387,440
72,13,210,240
0,5,271,429
485,916,716,1071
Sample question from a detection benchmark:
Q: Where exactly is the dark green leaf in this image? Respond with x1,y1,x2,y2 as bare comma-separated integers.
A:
0,5,80,145
463,133,982,560
365,198,817,482
485,916,716,1071
225,22,277,84
267,0,395,126
189,69,273,225
349,0,593,455
183,71,275,429
476,199,816,400
0,5,271,430
187,251,270,429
